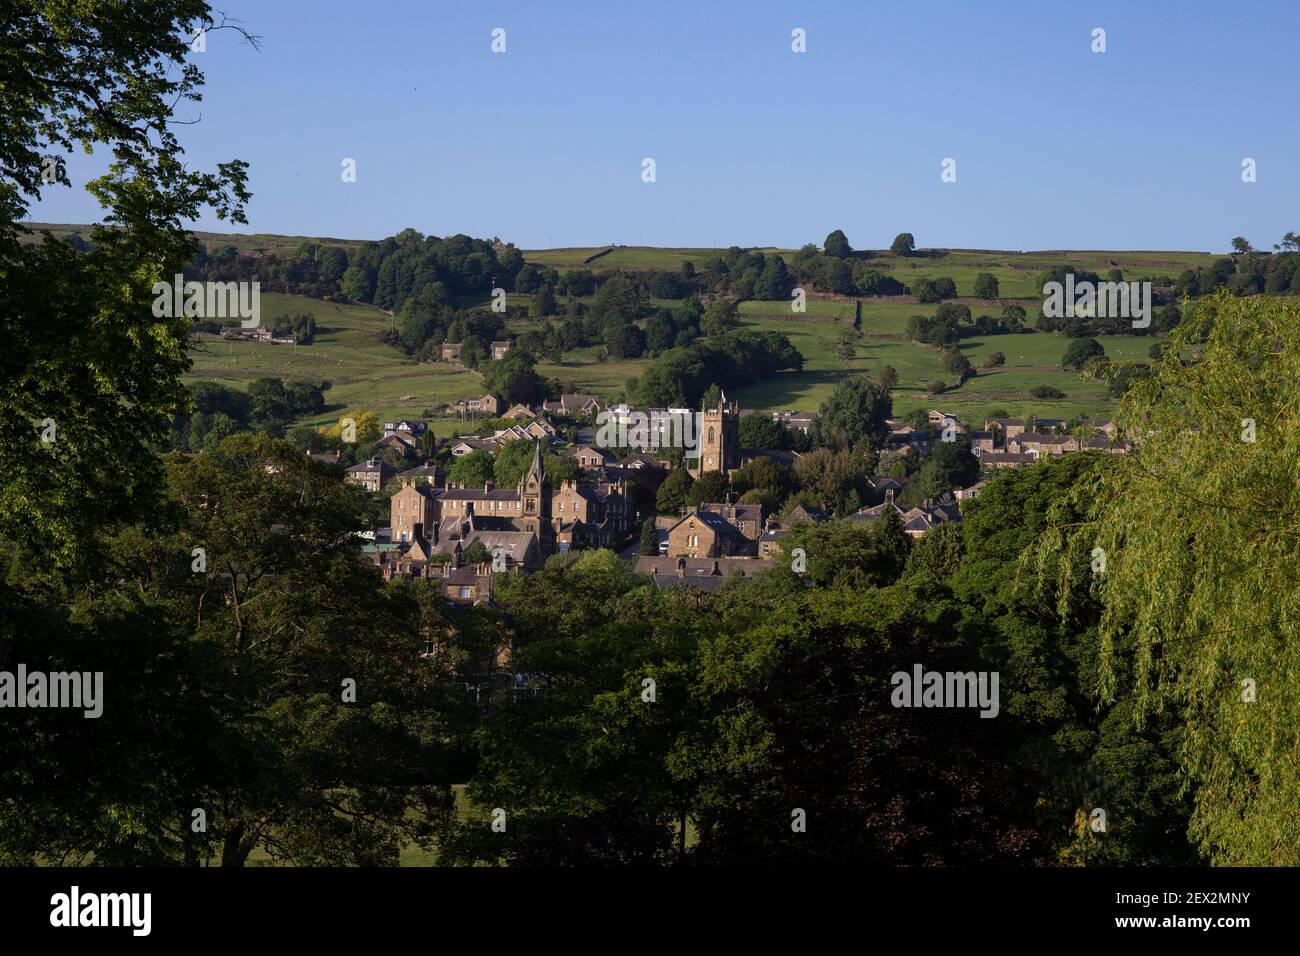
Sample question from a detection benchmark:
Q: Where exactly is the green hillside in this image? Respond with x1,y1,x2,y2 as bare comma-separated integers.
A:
24,221,1220,428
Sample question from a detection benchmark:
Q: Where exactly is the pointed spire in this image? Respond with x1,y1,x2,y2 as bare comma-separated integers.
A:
530,437,544,480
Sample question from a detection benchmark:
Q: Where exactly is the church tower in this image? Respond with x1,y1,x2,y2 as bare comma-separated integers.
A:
690,390,740,477
518,440,554,551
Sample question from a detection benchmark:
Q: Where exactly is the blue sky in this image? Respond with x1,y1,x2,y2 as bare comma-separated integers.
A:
32,0,1299,252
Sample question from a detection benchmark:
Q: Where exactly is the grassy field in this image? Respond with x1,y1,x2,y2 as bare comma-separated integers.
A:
724,307,1149,422
181,286,1163,431
521,245,798,272
157,234,1225,432
518,244,1222,298
184,293,484,428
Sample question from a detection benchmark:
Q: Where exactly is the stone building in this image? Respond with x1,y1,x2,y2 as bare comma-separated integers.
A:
690,393,741,477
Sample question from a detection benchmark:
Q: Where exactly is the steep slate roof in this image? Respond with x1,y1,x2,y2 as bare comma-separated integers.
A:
700,502,762,524
632,556,777,586
437,487,521,503
1014,432,1075,445
397,463,444,483
668,510,740,536
784,503,829,524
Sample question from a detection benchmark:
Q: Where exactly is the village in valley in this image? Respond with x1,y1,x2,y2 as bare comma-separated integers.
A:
331,375,1131,604
10,0,1299,887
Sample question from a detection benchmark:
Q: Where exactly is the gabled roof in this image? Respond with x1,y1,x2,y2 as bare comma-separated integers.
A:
668,510,740,536
397,463,443,482
700,502,762,524
1014,432,1075,445
785,503,829,524
633,556,776,578
346,457,390,473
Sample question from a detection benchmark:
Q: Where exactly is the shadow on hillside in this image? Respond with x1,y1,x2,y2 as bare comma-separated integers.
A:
734,369,850,408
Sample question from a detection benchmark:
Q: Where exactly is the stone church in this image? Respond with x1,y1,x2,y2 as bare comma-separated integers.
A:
689,391,741,477
387,440,629,571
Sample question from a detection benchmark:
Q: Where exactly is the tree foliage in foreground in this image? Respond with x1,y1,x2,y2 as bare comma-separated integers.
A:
1048,293,1300,865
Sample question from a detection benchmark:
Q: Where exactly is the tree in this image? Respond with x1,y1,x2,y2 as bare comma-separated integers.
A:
560,269,596,296
810,375,893,450
954,453,1194,865
738,414,793,450
684,471,729,507
533,283,557,318
877,365,898,390
1061,338,1105,371
823,229,851,258
320,410,381,444
701,298,740,336
974,273,999,300
942,349,973,379
655,467,694,513
435,558,684,866
1230,236,1252,255
793,448,860,512
639,517,659,555
913,276,958,303
481,352,548,406
730,456,795,504
494,440,577,487
607,323,646,359
1038,294,1300,864
820,257,854,294
899,441,979,506
985,351,1005,367
890,232,915,257
0,1,252,579
155,435,457,864
753,257,792,300
246,377,291,432
1001,304,1027,331
592,274,645,320
450,449,495,487
340,265,373,301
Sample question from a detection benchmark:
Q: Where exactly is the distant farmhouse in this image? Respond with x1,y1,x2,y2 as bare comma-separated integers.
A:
220,326,296,345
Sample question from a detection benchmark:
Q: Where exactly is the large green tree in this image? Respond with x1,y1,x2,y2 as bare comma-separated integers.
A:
809,375,892,450
1067,293,1300,864
1,1,252,578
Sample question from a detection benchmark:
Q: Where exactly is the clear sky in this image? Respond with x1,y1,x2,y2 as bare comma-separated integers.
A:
31,0,1299,252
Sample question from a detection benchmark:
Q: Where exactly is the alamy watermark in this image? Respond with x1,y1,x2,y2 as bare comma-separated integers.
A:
595,407,702,457
1042,274,1150,329
890,664,999,718
1,665,103,718
152,274,260,328
50,886,150,936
